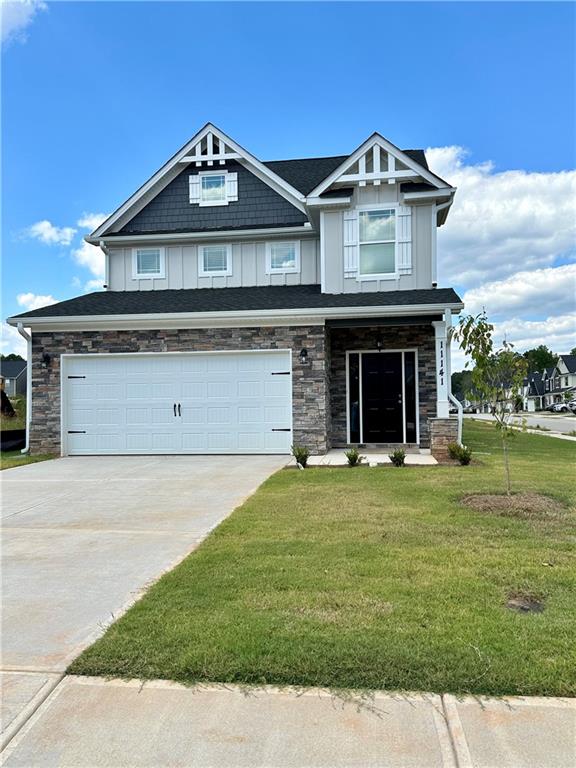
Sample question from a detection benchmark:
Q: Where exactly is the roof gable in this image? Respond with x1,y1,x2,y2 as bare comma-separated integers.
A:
307,132,451,197
90,124,308,240
0,360,26,378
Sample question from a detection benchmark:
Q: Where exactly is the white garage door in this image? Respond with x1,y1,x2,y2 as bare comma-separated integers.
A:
63,351,292,455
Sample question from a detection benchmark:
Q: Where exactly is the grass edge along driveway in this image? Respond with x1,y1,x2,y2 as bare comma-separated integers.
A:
69,422,576,697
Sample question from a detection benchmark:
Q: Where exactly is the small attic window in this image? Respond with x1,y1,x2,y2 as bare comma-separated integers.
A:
190,171,239,207
201,173,226,204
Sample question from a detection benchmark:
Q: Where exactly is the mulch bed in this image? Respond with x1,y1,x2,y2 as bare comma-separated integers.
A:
461,492,566,519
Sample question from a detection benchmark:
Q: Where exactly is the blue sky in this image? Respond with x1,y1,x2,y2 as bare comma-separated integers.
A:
2,1,575,360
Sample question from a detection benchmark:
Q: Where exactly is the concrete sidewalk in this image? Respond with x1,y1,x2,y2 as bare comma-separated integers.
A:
1,676,574,767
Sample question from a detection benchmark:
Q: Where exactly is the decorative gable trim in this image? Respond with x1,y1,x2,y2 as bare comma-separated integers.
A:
88,124,307,241
307,133,451,198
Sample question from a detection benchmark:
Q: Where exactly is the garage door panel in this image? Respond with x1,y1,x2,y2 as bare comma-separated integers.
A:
182,382,207,399
64,351,292,455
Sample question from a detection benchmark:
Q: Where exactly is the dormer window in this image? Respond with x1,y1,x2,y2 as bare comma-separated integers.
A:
189,171,238,207
132,247,165,279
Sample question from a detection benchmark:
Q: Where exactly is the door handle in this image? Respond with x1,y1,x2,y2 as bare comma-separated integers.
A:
178,403,181,417
173,403,177,417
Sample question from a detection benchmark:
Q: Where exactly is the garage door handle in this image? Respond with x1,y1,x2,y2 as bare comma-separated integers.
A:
173,403,177,417
271,428,291,432
178,403,181,417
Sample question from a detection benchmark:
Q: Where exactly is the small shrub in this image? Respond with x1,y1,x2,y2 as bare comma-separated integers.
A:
291,444,310,468
448,442,473,465
344,448,365,467
389,448,406,467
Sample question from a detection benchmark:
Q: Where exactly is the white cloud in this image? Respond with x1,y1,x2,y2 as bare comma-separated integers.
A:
70,212,109,286
462,264,576,319
16,292,57,311
83,278,104,292
26,220,76,246
71,240,105,279
0,323,28,358
77,212,109,232
427,146,576,287
1,0,47,45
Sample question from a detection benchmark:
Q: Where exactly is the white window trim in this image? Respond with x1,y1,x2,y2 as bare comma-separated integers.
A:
131,247,166,280
199,170,229,207
265,241,301,275
198,244,232,277
357,204,398,281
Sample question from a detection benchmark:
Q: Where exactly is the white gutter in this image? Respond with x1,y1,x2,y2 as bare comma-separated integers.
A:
86,223,314,246
7,301,464,333
444,309,463,444
16,323,31,454
401,188,456,202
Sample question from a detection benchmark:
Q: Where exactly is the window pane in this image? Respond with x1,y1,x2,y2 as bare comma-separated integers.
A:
359,210,395,242
136,249,161,274
359,243,395,275
203,246,228,272
201,175,226,202
348,353,360,443
270,243,296,270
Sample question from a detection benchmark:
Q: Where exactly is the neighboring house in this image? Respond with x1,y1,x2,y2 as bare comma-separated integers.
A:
0,359,27,397
523,371,545,412
8,124,463,457
524,355,576,410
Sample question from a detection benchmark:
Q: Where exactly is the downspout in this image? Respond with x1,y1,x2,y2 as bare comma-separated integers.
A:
99,240,110,289
17,323,32,454
444,308,463,444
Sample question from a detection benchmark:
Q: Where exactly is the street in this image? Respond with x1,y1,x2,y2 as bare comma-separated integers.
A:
466,411,576,435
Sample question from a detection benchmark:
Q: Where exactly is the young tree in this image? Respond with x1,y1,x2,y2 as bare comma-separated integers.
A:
455,311,527,495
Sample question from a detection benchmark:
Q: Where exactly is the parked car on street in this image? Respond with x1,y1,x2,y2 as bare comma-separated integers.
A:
567,400,576,414
552,403,570,413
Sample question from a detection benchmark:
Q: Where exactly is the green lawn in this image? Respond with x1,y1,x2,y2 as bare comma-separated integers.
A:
1,395,26,431
0,451,55,471
69,422,576,697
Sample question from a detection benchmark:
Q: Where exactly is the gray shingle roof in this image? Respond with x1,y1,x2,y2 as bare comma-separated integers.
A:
0,360,26,378
264,149,430,195
11,285,462,320
560,354,576,373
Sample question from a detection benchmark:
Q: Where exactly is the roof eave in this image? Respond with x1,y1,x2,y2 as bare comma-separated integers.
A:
7,301,465,331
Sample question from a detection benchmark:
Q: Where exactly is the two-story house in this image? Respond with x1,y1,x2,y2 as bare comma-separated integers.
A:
8,124,463,457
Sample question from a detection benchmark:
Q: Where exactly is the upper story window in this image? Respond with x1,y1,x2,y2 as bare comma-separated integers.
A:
199,244,232,277
266,241,300,274
189,171,239,207
132,247,165,279
359,209,395,277
201,173,226,205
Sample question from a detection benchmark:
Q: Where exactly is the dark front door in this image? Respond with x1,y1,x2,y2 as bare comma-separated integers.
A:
361,352,403,442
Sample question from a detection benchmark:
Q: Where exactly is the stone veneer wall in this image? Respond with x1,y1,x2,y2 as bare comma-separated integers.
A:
328,324,437,447
428,418,460,461
29,326,329,455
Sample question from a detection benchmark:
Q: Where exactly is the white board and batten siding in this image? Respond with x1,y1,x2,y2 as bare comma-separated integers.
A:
62,351,292,455
108,239,320,291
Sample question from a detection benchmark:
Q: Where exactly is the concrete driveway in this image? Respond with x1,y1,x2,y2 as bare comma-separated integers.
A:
1,455,285,745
